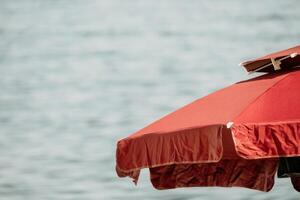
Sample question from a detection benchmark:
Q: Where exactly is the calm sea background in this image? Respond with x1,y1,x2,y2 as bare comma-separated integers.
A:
0,0,299,199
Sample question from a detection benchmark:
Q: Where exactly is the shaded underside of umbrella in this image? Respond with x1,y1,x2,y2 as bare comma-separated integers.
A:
240,45,300,73
116,68,300,192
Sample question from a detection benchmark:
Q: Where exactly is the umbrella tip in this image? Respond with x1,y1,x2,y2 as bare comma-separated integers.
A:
291,53,298,58
226,122,234,128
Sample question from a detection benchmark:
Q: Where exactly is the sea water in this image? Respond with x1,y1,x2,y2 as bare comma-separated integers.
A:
0,0,299,199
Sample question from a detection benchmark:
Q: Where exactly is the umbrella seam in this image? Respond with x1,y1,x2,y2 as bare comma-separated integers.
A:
231,121,300,160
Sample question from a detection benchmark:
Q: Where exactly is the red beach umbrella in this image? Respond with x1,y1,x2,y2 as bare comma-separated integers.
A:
116,45,300,192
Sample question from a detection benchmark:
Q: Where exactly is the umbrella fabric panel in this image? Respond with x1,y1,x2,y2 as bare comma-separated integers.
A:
291,177,300,192
233,70,300,124
149,158,278,192
116,126,224,183
231,122,300,159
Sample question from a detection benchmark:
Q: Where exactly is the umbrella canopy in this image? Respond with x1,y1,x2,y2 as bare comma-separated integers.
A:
240,45,300,73
116,68,300,192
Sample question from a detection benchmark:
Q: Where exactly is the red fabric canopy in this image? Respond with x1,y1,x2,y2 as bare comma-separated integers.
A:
116,69,300,192
240,45,300,72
